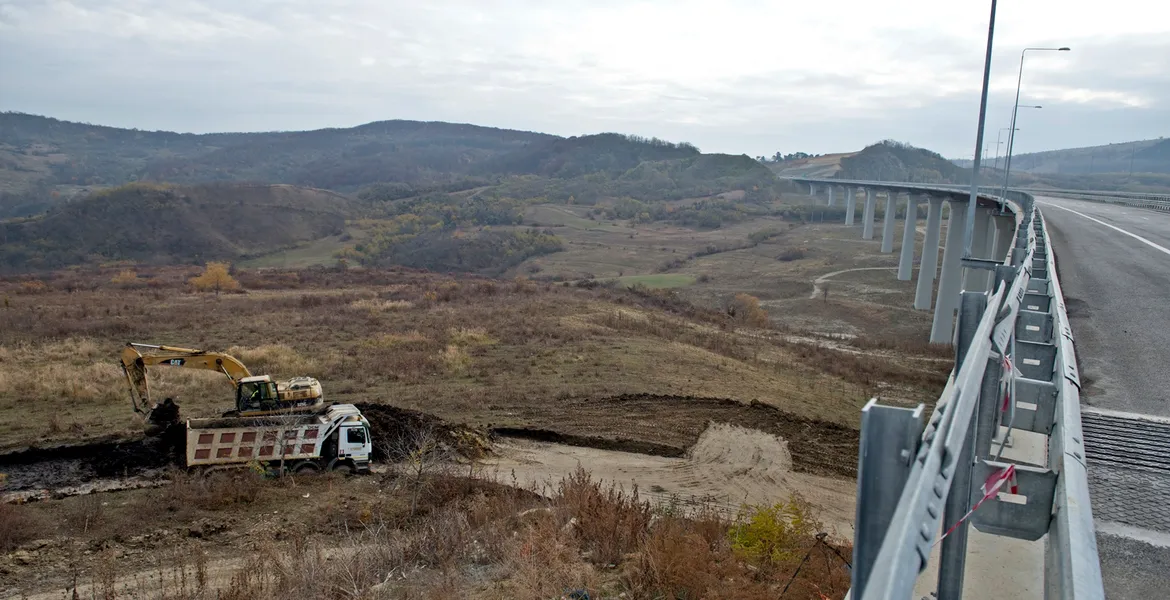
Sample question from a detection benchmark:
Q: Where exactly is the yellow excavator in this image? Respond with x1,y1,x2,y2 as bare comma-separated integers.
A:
120,343,324,434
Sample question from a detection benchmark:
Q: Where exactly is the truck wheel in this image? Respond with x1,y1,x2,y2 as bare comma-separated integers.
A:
328,459,355,475
293,461,319,474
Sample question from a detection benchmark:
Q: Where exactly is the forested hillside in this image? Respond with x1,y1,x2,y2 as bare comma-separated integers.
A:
0,183,352,271
835,141,969,184
0,113,554,216
1,114,797,274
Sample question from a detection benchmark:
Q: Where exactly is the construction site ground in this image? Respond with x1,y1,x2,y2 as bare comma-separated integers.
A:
0,191,947,598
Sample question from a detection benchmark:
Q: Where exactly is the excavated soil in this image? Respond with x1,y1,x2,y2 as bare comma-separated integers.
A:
353,402,490,460
1,395,858,496
491,393,859,478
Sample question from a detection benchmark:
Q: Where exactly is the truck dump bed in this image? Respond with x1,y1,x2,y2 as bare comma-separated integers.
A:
186,404,363,467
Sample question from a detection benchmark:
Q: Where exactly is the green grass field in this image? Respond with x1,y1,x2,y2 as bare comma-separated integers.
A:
241,234,352,268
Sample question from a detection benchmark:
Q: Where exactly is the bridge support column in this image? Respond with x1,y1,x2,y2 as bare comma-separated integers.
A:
914,197,944,310
844,187,856,225
897,194,921,280
862,189,876,239
827,186,835,207
993,215,1014,262
963,206,993,292
880,191,897,253
930,201,967,343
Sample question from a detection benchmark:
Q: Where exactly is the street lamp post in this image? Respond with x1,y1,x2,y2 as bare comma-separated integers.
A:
992,127,1018,172
960,0,999,260
1000,47,1070,197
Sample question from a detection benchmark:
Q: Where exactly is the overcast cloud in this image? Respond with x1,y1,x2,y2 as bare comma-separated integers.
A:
1,0,1167,158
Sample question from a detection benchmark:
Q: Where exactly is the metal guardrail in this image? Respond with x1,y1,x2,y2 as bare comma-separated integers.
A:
1019,188,1170,202
844,191,1104,599
1024,190,1170,213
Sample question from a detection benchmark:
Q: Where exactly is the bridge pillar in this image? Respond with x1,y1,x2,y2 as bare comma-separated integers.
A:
930,201,967,343
963,206,993,292
993,215,1014,262
914,197,944,309
880,191,897,253
897,194,921,280
863,189,877,239
827,186,835,207
844,187,856,225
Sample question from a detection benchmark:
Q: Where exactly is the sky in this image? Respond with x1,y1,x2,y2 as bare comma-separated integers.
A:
1,0,1168,159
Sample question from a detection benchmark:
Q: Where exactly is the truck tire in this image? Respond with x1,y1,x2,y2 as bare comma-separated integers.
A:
292,461,319,474
328,459,355,475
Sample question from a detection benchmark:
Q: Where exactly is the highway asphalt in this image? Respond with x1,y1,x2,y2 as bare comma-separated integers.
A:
1037,195,1170,599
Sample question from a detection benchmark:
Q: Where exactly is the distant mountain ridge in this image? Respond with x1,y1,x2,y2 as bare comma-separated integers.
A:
0,113,785,273
950,137,1170,192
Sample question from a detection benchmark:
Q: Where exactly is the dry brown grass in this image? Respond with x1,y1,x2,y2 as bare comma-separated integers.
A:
0,502,49,551
0,262,943,452
7,468,851,599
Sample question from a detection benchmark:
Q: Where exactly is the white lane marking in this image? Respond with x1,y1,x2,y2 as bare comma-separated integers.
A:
1038,200,1170,257
1095,521,1170,548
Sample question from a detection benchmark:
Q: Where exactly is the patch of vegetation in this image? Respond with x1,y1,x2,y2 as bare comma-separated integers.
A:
0,182,351,272
346,228,565,275
837,140,969,184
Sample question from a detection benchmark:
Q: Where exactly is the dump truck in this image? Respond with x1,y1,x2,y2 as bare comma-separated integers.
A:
184,403,372,474
120,342,325,433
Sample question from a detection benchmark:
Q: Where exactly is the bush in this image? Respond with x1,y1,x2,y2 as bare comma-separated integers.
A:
777,247,808,262
110,268,143,288
554,467,653,565
0,502,48,551
189,261,240,295
729,293,769,327
728,495,822,566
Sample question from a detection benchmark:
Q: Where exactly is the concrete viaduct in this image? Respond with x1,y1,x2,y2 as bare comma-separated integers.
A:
789,177,1015,344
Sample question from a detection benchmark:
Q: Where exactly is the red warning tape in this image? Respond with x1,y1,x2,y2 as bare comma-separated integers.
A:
935,464,1018,545
1000,354,1015,412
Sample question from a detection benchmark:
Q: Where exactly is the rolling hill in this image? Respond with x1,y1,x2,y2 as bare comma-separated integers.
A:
1,115,793,274
0,112,556,216
950,138,1170,192
770,140,969,184
0,183,353,272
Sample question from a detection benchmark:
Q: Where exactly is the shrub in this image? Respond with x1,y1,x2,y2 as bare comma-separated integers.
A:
17,280,48,294
777,247,809,262
110,269,143,287
728,495,822,566
190,261,240,295
729,293,769,327
0,502,48,551
554,467,653,565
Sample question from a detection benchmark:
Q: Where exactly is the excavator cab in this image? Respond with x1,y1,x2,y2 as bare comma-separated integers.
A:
237,376,280,413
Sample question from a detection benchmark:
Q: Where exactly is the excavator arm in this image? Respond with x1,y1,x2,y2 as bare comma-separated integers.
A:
120,343,252,417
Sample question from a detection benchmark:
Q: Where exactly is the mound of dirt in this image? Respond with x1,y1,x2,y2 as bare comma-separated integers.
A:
687,422,793,477
354,403,490,461
498,393,860,478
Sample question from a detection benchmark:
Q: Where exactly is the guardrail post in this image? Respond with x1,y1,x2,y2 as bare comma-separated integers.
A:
937,292,988,599
852,400,926,599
